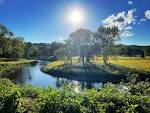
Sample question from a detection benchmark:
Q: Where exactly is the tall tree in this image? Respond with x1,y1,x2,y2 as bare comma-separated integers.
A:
67,28,93,66
94,26,120,64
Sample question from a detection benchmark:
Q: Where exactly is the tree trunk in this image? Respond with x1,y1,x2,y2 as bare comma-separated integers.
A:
82,56,84,66
103,53,108,65
86,56,90,65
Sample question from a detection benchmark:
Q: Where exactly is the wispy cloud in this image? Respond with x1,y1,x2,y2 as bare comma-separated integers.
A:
120,31,134,37
140,18,146,22
128,1,133,5
124,26,133,30
102,9,136,37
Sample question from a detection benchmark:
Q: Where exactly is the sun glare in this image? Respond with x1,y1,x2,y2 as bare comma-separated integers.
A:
68,8,85,26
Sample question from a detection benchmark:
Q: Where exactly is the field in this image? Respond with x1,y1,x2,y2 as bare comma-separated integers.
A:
109,57,150,73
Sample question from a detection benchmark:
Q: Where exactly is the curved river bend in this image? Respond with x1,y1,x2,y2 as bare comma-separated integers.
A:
5,60,103,89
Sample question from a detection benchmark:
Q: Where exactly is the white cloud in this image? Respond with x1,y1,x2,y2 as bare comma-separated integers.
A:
124,26,132,30
103,9,136,37
103,9,136,31
120,31,134,37
145,10,150,19
128,1,133,5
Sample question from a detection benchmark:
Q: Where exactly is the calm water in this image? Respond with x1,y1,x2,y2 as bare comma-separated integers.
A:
5,60,124,89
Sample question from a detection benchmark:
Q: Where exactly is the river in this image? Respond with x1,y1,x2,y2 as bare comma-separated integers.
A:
5,60,104,89
6,61,125,89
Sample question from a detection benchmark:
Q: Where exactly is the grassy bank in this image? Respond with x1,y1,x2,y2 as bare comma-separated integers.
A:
42,57,150,80
0,76,150,113
0,59,37,76
42,61,64,72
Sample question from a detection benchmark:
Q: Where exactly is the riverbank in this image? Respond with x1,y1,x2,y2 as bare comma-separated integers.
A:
42,61,126,82
42,57,150,81
0,59,37,76
0,76,150,113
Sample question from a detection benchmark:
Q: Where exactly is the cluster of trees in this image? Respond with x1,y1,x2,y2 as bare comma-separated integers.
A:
55,27,150,65
24,42,64,59
1,23,150,61
55,26,120,65
0,23,64,60
0,24,25,59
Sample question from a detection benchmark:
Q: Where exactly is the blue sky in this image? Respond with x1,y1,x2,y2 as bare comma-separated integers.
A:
0,0,150,45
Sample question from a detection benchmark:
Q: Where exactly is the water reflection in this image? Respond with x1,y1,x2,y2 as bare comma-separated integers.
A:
55,78,103,92
4,61,115,89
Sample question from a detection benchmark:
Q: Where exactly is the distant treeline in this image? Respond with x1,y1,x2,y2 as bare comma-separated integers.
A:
24,42,64,59
0,23,150,60
115,45,150,57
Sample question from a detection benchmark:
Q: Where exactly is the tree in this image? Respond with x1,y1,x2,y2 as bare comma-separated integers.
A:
0,24,14,58
67,28,93,66
94,26,120,64
0,37,13,58
0,23,13,37
50,42,64,55
145,46,150,56
12,37,25,59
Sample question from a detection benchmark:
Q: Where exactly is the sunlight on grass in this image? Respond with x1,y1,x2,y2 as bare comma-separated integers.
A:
95,57,150,73
44,61,64,70
44,57,150,74
109,58,150,72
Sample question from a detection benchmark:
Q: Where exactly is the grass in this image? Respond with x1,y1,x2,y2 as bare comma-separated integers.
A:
109,57,150,73
42,57,150,79
43,61,64,71
0,59,37,76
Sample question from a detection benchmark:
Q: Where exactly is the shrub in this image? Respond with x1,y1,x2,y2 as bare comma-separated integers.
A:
0,78,150,113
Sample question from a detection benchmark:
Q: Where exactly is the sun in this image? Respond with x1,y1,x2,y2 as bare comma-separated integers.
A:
68,8,85,26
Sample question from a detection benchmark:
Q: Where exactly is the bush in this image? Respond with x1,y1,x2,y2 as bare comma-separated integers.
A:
0,78,150,113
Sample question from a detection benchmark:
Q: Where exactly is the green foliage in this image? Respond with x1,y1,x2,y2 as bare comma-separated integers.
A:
127,74,150,95
0,23,64,60
0,78,150,113
0,78,21,113
94,26,120,64
0,23,25,59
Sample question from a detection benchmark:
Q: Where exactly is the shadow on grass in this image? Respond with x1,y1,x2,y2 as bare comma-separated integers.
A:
106,63,150,80
42,63,122,83
42,62,150,83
